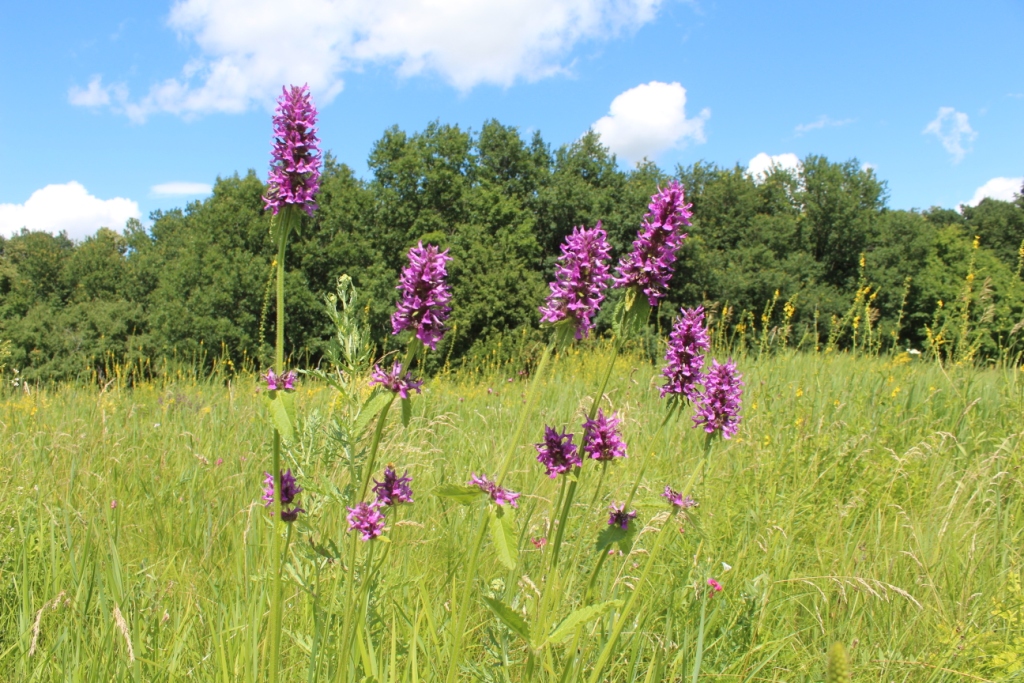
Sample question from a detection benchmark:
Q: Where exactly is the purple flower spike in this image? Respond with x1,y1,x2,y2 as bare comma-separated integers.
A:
535,426,580,478
373,466,414,506
391,242,453,350
282,371,297,390
607,502,638,530
661,307,709,401
539,224,612,340
370,362,424,399
662,485,697,509
582,409,627,462
265,369,297,391
264,368,279,391
468,473,520,508
693,359,743,439
262,469,305,522
263,84,321,216
614,181,692,306
347,501,386,541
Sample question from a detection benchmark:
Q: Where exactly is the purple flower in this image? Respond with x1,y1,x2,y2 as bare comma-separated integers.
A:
707,578,723,594
263,84,321,216
535,426,581,478
607,502,637,530
370,362,424,399
264,369,297,391
693,359,743,439
468,473,520,508
539,224,612,340
582,409,627,462
614,181,692,306
391,242,453,350
263,469,305,522
347,501,386,541
373,466,414,506
662,486,697,509
661,307,709,400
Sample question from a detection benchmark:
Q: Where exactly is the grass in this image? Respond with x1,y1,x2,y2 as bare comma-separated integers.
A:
1,346,1022,682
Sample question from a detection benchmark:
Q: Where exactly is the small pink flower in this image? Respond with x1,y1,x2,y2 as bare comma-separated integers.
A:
707,578,723,594
110,500,117,509
531,537,548,549
216,458,224,467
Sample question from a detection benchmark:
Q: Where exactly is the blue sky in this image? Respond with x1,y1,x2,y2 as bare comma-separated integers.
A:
1,0,1022,240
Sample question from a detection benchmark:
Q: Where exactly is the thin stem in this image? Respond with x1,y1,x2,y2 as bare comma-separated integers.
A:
444,507,489,683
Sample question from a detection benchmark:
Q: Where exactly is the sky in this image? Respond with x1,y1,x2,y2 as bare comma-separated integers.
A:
1,0,1022,240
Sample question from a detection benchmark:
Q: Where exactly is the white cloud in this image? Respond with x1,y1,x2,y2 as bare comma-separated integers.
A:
923,107,977,163
0,182,140,241
591,81,709,164
861,162,877,173
151,182,213,197
746,153,801,182
794,115,854,135
964,176,1023,207
69,0,665,121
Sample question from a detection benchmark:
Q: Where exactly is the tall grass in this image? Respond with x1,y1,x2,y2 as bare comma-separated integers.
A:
2,344,1021,681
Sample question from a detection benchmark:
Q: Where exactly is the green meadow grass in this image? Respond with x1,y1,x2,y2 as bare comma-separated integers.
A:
2,347,1022,682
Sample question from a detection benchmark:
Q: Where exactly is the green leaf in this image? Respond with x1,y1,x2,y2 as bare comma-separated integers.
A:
488,507,518,570
595,523,637,554
352,391,392,441
435,484,487,505
265,390,296,443
546,600,623,644
401,397,411,427
481,596,531,644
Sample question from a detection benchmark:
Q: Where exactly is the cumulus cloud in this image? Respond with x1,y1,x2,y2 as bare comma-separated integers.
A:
794,115,854,135
69,0,665,122
591,81,709,164
746,153,801,182
0,182,140,241
923,107,977,163
964,176,1023,207
151,182,213,197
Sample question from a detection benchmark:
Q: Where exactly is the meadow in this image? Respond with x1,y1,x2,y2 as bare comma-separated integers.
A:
2,344,1022,682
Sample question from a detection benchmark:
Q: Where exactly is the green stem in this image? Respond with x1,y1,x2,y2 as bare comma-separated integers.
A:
691,591,708,683
444,508,489,683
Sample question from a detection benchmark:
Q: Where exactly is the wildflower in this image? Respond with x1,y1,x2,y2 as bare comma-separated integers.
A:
347,501,386,541
707,577,723,594
262,469,305,522
662,486,697,509
391,242,453,350
110,500,117,510
607,502,637,530
582,409,627,461
614,181,691,306
370,362,424,399
693,359,743,439
263,84,321,216
661,306,709,400
531,537,548,549
372,466,413,506
539,224,612,339
535,426,581,478
468,473,520,508
264,369,297,391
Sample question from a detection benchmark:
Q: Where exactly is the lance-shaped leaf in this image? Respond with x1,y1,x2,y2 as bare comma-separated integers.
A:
401,396,412,427
488,506,518,570
352,390,392,441
435,484,488,505
546,599,623,644
265,390,296,443
482,596,532,645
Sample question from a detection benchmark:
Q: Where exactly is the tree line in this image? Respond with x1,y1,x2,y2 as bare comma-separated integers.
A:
1,119,1022,382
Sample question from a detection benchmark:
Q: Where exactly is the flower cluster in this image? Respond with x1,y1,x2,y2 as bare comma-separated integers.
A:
607,502,637,530
391,242,453,350
469,473,520,508
582,409,627,461
263,85,321,216
539,224,612,339
264,368,297,391
693,359,743,439
662,485,697,509
347,502,386,541
615,181,691,306
373,466,414,506
535,426,581,478
707,578,723,594
262,469,305,522
661,307,709,400
370,362,424,399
